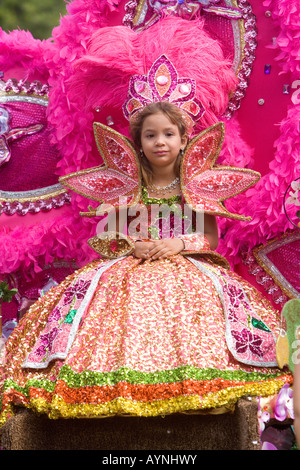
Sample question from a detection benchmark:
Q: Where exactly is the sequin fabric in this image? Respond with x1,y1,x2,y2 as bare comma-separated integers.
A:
181,123,260,220
0,198,293,425
59,123,141,212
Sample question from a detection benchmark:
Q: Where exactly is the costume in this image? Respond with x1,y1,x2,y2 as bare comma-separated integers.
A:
0,44,293,425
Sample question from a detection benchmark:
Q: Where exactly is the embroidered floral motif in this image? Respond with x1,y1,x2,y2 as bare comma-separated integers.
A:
231,328,263,359
63,279,91,306
224,284,249,309
48,307,62,323
35,327,59,358
227,306,238,323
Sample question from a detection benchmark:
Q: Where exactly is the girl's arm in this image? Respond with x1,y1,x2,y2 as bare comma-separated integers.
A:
203,213,219,251
145,213,219,260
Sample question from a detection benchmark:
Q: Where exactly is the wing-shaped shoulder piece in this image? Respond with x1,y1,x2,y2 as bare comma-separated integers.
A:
59,123,142,214
181,122,261,220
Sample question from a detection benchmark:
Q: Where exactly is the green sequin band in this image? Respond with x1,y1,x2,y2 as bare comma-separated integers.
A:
2,364,287,397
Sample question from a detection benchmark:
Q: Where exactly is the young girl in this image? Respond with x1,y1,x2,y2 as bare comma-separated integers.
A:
130,101,218,260
0,99,292,426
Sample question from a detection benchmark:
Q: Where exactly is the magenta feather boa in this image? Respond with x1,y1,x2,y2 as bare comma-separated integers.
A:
217,0,300,263
0,0,118,276
0,0,299,277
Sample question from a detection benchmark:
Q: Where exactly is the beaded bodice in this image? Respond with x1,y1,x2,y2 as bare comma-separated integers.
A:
126,187,196,240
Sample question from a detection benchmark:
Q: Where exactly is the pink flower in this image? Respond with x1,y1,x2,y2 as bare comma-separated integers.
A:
261,441,277,450
224,284,248,308
35,327,58,357
231,328,263,358
258,398,270,434
48,307,61,323
63,279,91,305
274,384,294,421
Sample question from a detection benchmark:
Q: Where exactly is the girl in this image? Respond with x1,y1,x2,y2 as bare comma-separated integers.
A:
0,101,292,425
130,101,218,260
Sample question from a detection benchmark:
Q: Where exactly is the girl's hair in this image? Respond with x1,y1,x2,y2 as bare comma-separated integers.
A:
130,102,188,186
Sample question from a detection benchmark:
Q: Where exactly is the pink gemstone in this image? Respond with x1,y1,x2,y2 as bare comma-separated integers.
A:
179,84,190,95
156,75,168,86
135,82,145,93
190,102,198,114
127,100,134,112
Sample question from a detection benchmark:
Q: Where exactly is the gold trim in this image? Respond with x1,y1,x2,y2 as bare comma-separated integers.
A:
183,251,230,269
87,231,135,258
233,0,246,75
0,91,49,102
132,0,148,26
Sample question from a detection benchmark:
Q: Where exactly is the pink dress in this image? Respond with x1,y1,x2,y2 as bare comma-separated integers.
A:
0,192,292,424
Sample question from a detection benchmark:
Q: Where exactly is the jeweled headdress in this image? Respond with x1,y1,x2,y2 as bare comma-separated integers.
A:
60,21,259,221
122,55,205,135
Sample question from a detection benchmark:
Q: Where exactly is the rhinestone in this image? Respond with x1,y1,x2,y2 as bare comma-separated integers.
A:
156,75,168,86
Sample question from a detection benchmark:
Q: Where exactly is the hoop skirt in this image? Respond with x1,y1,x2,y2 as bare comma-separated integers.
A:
0,242,292,425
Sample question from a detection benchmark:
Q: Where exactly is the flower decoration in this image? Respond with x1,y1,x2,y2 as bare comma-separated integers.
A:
274,383,294,422
258,397,271,434
231,328,264,359
286,180,300,206
284,177,300,228
63,279,92,306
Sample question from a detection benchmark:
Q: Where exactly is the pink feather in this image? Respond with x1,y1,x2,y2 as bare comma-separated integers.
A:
69,17,237,130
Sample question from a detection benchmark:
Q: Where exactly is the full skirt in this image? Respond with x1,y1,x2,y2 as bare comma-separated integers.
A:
0,254,292,425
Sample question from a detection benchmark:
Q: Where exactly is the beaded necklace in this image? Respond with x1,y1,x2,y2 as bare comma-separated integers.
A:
147,177,180,196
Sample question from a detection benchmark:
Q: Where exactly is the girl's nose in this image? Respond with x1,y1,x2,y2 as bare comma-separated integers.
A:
155,135,165,146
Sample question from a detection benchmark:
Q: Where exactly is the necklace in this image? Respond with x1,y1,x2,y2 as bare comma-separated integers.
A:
147,177,180,196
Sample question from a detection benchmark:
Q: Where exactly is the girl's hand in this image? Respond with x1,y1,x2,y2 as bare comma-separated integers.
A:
134,241,156,259
147,238,185,260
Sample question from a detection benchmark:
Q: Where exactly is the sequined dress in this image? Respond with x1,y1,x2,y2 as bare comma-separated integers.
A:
0,191,292,425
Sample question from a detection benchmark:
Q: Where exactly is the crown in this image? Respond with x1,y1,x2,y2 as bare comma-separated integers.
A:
122,55,205,133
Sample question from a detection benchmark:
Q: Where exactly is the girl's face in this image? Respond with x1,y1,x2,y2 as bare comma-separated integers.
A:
140,112,187,173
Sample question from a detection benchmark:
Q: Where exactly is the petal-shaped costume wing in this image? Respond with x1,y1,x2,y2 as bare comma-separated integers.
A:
181,122,260,220
60,121,259,221
59,123,142,214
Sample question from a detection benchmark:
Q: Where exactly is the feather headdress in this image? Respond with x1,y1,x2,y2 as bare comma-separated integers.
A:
70,16,237,135
60,16,259,221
